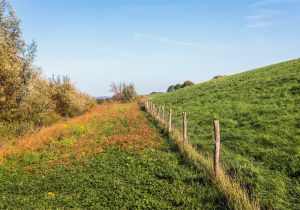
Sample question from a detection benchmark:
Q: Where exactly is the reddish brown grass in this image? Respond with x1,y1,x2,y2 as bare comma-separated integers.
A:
0,102,164,165
0,105,112,163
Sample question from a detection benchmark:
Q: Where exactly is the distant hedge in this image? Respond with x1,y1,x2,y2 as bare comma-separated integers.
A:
167,80,195,92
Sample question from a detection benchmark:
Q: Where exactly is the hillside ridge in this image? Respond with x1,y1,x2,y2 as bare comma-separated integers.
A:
151,58,300,209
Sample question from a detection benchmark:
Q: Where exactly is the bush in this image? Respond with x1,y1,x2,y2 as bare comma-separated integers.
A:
122,84,137,102
49,75,96,117
110,82,138,102
19,72,58,125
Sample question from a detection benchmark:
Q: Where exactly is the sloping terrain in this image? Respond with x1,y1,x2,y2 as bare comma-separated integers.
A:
151,59,300,209
0,103,229,209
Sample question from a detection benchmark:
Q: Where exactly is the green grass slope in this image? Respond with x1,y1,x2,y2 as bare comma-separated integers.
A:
151,59,300,209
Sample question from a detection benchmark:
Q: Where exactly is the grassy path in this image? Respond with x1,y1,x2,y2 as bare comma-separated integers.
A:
0,103,229,209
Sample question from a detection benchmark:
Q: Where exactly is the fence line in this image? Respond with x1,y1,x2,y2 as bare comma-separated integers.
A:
143,101,220,176
141,100,259,210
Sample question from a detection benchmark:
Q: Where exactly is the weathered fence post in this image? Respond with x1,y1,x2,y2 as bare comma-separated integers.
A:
168,109,172,132
157,106,160,117
161,107,165,124
214,120,221,177
146,101,149,112
152,104,155,114
182,112,188,143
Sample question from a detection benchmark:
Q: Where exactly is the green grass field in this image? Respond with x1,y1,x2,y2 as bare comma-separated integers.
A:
0,103,229,209
151,59,300,209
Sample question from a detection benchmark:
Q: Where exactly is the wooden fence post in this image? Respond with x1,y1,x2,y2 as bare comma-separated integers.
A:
182,112,188,143
152,104,155,114
162,107,165,124
168,109,172,132
214,120,221,177
146,101,149,112
157,106,160,117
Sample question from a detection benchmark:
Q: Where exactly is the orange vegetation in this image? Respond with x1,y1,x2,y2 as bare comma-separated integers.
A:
0,105,112,162
0,102,164,165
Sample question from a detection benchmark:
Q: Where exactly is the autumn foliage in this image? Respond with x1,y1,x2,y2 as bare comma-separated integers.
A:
0,0,96,139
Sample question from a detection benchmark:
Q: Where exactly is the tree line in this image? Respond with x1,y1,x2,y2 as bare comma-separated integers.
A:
0,0,96,137
167,80,194,92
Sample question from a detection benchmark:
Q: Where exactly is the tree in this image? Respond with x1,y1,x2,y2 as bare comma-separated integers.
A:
0,0,96,137
110,82,124,101
0,0,37,121
110,82,138,102
212,75,226,80
166,80,195,92
122,83,137,102
182,80,194,88
174,84,182,90
167,85,175,92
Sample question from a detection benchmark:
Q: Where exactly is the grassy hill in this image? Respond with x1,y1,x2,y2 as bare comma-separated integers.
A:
151,59,300,209
0,103,229,209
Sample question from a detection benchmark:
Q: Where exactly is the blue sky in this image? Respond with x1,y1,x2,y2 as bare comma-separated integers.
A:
10,0,300,96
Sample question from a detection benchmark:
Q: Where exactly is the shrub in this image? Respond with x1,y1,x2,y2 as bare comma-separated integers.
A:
110,82,138,102
49,75,96,117
122,84,137,102
19,71,59,125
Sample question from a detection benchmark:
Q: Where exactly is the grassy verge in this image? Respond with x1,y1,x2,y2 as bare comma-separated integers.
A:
0,103,229,209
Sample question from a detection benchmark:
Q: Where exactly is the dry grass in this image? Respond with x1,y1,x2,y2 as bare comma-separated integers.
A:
97,103,164,154
0,102,163,165
0,105,112,163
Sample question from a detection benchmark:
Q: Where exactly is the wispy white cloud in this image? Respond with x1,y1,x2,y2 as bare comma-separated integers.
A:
246,21,273,28
246,0,299,28
133,33,204,47
252,0,300,7
244,10,284,28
